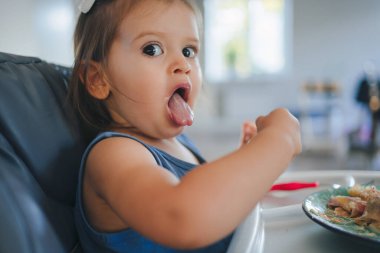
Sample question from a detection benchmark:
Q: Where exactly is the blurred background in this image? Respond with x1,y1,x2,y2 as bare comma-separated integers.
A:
1,0,380,171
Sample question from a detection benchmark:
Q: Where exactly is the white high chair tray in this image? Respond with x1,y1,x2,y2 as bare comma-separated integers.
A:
227,170,380,253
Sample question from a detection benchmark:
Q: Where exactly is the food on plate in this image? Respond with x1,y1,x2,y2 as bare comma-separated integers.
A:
348,184,380,201
327,196,366,217
355,197,380,233
327,185,380,232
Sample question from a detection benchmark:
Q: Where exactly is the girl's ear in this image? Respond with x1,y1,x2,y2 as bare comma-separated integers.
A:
83,61,110,100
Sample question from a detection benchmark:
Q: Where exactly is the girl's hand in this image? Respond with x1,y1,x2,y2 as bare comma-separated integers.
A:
255,108,302,156
239,121,257,147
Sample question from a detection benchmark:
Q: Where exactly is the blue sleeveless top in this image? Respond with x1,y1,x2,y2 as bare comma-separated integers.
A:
75,131,233,253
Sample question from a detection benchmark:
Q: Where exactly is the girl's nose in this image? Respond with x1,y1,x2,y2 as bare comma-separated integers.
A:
171,56,191,75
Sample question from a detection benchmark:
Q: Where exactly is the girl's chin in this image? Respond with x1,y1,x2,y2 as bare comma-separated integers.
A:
162,123,186,137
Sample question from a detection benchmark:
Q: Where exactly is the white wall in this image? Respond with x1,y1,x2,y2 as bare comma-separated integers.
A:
0,0,76,66
292,0,380,128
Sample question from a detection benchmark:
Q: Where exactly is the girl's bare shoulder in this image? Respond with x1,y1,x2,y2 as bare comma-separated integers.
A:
84,137,158,187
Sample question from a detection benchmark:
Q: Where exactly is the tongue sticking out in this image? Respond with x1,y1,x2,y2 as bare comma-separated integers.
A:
168,93,194,126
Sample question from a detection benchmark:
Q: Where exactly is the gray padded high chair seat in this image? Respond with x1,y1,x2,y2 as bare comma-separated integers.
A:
0,52,87,253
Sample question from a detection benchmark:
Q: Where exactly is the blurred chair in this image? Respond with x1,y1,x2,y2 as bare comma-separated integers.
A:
351,63,380,155
298,81,348,160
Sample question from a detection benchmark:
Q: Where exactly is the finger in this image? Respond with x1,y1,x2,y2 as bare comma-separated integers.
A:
246,122,257,136
240,121,257,146
243,122,257,143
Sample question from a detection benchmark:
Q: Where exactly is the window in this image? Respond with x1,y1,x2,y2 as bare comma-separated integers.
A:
204,0,291,83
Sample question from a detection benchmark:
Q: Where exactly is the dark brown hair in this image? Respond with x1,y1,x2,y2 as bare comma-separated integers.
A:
68,0,201,136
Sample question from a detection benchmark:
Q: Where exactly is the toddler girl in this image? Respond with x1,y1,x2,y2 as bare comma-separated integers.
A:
69,0,301,252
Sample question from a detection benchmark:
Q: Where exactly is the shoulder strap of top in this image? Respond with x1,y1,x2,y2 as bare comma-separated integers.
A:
83,131,164,165
82,131,205,166
176,134,206,164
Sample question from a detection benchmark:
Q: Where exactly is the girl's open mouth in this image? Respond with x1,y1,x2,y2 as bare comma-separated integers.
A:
168,84,194,126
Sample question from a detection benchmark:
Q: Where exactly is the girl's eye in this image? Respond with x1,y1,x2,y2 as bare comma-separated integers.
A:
142,44,163,56
182,47,196,58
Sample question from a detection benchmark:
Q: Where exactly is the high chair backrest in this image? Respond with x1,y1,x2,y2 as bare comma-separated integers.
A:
0,52,87,253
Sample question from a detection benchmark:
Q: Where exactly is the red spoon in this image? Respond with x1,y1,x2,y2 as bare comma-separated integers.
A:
270,181,319,191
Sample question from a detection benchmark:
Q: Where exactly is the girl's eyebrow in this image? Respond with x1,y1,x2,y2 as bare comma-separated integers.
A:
133,31,199,44
133,31,165,41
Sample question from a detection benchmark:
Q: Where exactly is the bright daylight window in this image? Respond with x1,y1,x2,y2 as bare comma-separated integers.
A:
204,0,289,83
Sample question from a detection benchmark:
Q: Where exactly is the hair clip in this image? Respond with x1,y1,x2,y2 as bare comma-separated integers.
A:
76,0,96,14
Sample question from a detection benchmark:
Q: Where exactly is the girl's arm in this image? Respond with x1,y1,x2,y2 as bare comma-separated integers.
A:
85,108,301,249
